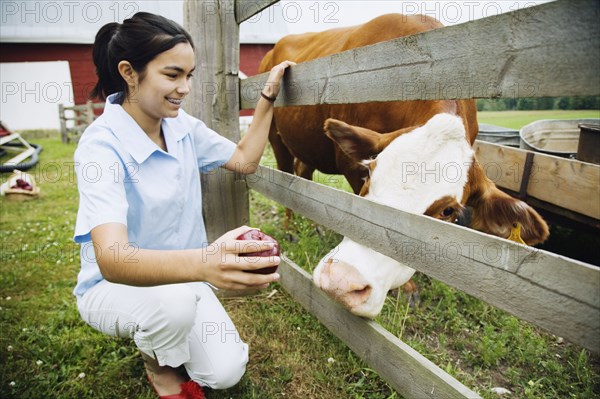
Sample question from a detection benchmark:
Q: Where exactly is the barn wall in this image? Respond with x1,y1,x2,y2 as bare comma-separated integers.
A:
240,43,273,116
240,43,273,76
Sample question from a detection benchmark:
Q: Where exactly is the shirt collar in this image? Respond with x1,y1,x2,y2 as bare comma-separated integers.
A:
103,93,188,163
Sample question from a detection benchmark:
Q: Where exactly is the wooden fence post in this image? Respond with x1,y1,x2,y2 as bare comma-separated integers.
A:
58,104,68,143
184,0,249,242
85,101,94,125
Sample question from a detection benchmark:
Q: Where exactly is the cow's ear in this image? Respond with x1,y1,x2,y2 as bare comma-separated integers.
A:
324,119,384,161
325,118,416,161
465,161,549,245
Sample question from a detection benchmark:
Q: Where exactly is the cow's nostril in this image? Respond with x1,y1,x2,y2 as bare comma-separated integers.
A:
339,284,372,309
350,284,372,298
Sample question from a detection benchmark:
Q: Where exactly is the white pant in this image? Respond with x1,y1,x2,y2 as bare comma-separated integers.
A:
76,280,248,389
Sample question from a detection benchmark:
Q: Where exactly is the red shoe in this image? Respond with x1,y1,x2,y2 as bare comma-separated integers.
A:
179,380,206,399
147,374,205,399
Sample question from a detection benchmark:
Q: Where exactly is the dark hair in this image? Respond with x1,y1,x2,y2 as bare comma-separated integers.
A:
90,12,194,101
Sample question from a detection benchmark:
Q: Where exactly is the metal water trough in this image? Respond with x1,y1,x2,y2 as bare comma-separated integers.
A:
519,118,600,160
477,123,520,147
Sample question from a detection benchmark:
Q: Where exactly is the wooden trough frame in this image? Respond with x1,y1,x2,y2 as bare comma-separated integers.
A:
184,0,600,397
474,141,600,228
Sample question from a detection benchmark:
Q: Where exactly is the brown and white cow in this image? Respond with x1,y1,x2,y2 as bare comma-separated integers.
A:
258,13,549,318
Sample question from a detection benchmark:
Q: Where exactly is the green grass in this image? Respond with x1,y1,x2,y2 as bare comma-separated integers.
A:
1,112,599,398
478,109,599,130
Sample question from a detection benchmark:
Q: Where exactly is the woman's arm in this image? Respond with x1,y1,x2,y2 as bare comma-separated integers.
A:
224,60,295,174
91,223,280,290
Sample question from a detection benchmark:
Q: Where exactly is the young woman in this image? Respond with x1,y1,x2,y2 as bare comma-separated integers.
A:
73,12,294,399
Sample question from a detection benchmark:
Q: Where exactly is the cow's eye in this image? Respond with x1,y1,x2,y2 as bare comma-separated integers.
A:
441,207,455,217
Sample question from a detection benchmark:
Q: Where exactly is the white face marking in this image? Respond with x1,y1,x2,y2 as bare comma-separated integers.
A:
366,113,474,212
314,113,475,318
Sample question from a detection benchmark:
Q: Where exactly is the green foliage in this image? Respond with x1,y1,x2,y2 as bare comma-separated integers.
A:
372,275,600,399
477,109,600,130
477,96,600,112
0,138,155,399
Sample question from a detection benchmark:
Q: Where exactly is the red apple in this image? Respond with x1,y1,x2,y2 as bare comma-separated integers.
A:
13,178,33,191
236,229,280,274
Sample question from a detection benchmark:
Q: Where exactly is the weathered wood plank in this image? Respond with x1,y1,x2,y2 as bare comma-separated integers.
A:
474,141,600,220
185,0,249,242
235,0,279,23
246,166,600,353
278,257,481,399
240,0,599,109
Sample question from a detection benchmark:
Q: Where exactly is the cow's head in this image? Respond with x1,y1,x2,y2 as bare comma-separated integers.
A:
313,113,549,318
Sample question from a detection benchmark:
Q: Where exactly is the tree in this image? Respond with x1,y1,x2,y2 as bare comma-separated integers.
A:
557,97,570,110
517,98,535,110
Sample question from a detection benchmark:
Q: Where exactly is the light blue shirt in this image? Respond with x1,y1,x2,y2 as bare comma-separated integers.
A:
73,93,236,297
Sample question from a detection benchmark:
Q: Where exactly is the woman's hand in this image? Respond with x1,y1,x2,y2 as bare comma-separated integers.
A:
224,60,295,174
262,60,296,99
199,226,281,290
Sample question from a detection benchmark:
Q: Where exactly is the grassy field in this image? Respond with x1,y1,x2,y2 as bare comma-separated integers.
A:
477,109,599,130
1,110,599,398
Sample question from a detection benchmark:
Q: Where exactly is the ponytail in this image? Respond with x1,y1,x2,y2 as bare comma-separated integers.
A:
90,22,121,101
89,13,194,101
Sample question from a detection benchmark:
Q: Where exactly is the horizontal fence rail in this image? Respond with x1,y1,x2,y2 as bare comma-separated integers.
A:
246,166,600,354
240,0,599,109
278,257,482,399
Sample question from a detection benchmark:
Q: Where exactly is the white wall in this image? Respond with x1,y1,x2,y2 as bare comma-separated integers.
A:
0,61,74,131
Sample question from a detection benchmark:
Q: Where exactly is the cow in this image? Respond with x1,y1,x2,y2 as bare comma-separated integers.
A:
258,13,549,318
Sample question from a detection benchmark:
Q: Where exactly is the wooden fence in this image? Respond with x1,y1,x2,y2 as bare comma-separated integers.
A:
184,0,600,397
58,101,104,143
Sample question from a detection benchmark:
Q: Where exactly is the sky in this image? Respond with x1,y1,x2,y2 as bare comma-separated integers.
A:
0,1,554,43
247,0,554,33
